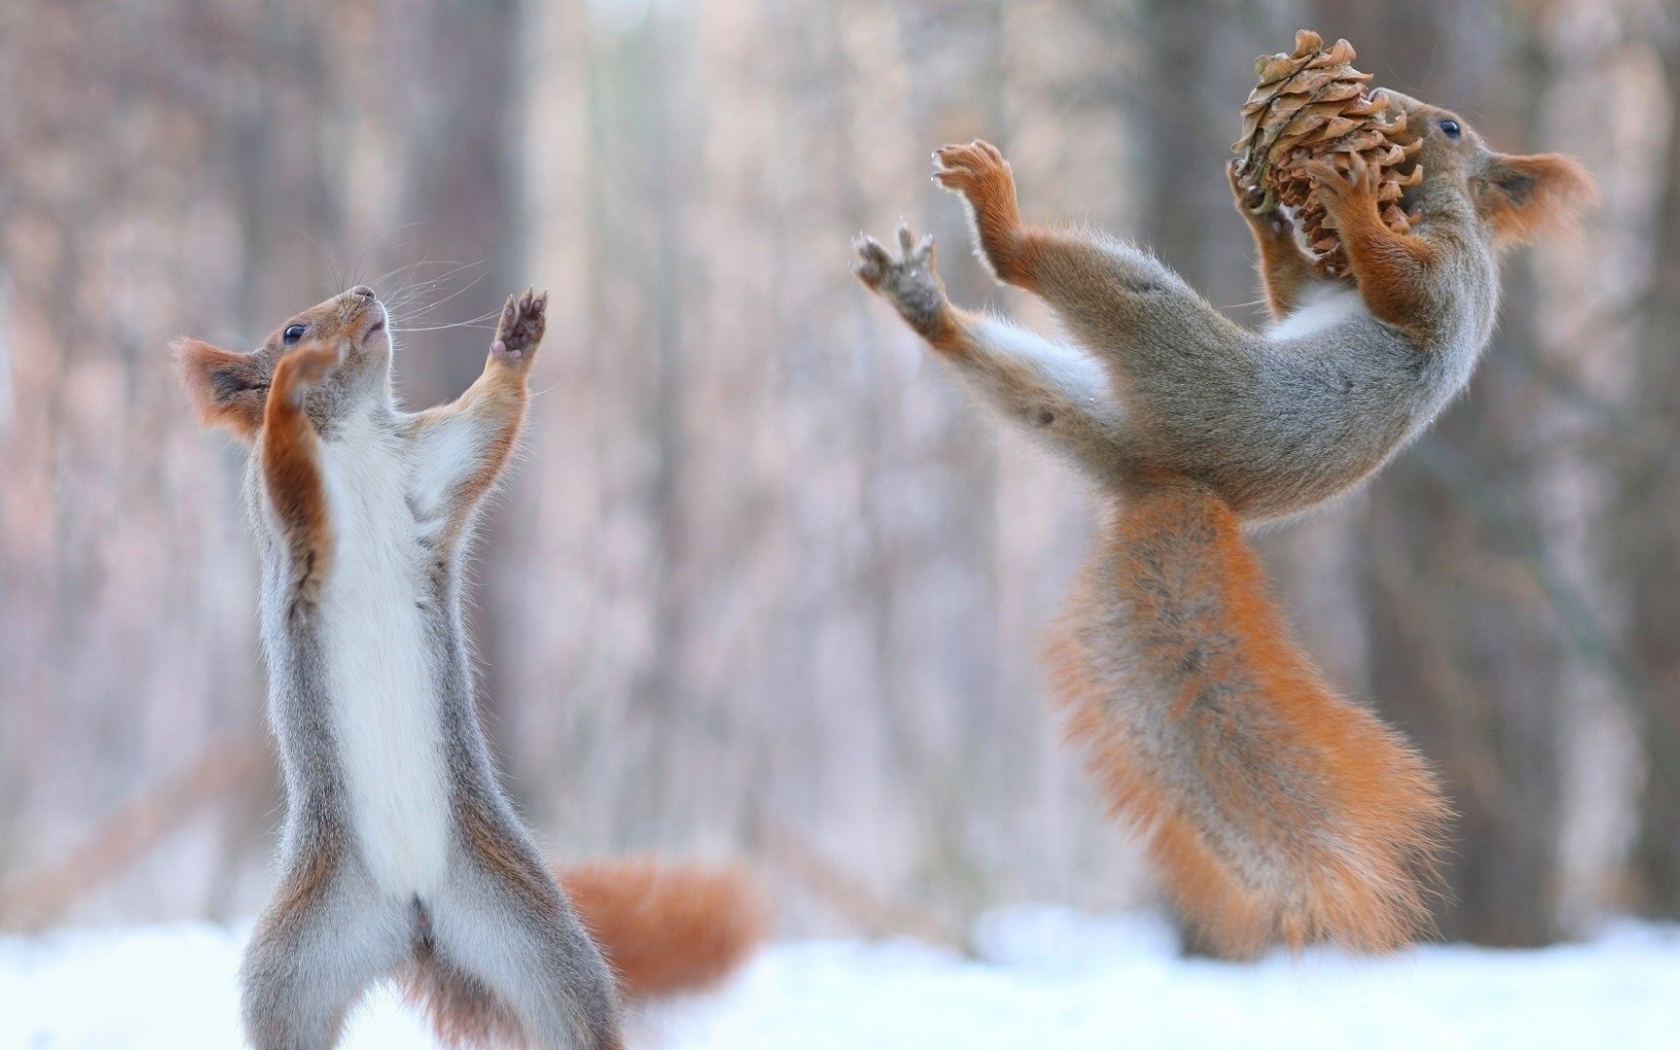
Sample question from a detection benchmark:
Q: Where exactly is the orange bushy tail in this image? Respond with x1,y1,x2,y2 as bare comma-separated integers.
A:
556,858,770,1001
1045,482,1449,956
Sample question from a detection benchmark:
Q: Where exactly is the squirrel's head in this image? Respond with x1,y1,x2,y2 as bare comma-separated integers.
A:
1376,89,1598,250
175,286,391,442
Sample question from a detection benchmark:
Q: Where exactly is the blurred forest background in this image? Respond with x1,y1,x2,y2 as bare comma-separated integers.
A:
1,0,1677,951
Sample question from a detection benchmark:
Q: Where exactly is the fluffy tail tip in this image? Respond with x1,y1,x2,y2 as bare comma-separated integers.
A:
556,857,771,1001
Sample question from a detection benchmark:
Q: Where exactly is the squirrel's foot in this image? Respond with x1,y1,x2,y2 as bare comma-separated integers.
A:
274,338,346,407
933,140,1026,280
491,288,547,371
853,223,954,343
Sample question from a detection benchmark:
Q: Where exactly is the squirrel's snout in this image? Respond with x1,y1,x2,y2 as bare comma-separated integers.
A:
336,286,386,345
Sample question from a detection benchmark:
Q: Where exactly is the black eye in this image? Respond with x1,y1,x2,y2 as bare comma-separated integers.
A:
283,324,306,346
1440,119,1461,140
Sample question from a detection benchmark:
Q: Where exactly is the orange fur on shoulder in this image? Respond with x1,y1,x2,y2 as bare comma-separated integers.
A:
1045,484,1449,956
557,858,770,1001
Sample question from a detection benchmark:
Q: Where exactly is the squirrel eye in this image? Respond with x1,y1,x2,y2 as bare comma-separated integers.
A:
283,324,307,346
1439,119,1462,140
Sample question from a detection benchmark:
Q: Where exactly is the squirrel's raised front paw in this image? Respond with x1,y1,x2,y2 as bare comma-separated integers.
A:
933,140,1012,200
1307,153,1381,208
933,140,1027,281
1229,160,1292,238
491,288,547,370
274,338,346,406
852,223,952,340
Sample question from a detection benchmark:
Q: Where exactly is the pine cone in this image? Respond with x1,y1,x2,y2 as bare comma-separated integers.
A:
1232,30,1423,278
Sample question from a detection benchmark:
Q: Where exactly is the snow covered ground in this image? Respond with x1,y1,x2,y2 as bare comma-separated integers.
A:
3,906,1678,1049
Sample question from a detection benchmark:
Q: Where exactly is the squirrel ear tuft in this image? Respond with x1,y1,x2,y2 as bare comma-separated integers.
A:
174,337,269,441
1474,152,1598,248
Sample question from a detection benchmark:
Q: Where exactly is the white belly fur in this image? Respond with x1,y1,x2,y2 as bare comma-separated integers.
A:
320,419,451,898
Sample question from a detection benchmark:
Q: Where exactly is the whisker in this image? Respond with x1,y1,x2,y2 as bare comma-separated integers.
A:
391,267,491,320
346,224,432,289
381,261,487,315
392,307,503,334
393,320,501,334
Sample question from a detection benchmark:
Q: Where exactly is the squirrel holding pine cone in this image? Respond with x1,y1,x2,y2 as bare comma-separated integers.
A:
853,31,1595,955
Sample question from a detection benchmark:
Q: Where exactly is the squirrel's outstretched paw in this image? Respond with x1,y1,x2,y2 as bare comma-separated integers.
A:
851,234,897,290
491,288,547,370
932,140,1010,195
932,141,1021,226
852,223,951,340
853,223,934,287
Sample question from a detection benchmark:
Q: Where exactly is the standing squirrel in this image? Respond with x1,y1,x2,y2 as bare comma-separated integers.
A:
177,288,765,1048
853,91,1594,954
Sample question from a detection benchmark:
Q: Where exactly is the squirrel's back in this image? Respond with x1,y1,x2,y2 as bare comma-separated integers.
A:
1125,253,1498,522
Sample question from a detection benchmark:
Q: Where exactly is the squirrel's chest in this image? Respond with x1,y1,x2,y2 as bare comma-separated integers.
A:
317,436,453,898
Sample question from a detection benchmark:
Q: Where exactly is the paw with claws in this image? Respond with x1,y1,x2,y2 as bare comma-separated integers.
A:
1306,153,1382,221
1229,159,1294,242
933,140,1020,227
274,338,346,407
933,140,1025,277
853,224,953,341
490,288,548,371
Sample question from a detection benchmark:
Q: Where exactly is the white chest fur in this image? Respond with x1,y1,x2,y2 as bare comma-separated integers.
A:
1266,286,1369,342
318,414,452,898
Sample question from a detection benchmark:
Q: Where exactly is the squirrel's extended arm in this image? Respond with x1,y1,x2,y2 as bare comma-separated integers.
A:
259,338,344,618
854,225,1133,478
934,141,1249,359
408,290,546,542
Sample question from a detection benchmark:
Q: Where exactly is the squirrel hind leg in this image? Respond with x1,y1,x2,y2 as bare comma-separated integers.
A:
404,940,524,1050
423,879,624,1050
240,864,408,1050
426,807,624,1050
1007,229,1244,374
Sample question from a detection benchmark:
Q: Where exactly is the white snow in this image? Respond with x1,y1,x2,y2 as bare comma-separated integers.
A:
3,906,1677,1050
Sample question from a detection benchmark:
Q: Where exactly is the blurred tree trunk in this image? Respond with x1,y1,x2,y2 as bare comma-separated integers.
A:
393,0,525,789
580,4,697,844
1134,0,1261,312
885,0,1010,929
1626,39,1680,918
391,0,523,408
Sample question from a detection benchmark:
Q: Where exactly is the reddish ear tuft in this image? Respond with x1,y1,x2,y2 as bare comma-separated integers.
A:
173,337,268,440
1475,152,1598,248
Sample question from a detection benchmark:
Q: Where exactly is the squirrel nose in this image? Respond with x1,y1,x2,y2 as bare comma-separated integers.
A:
350,285,376,300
